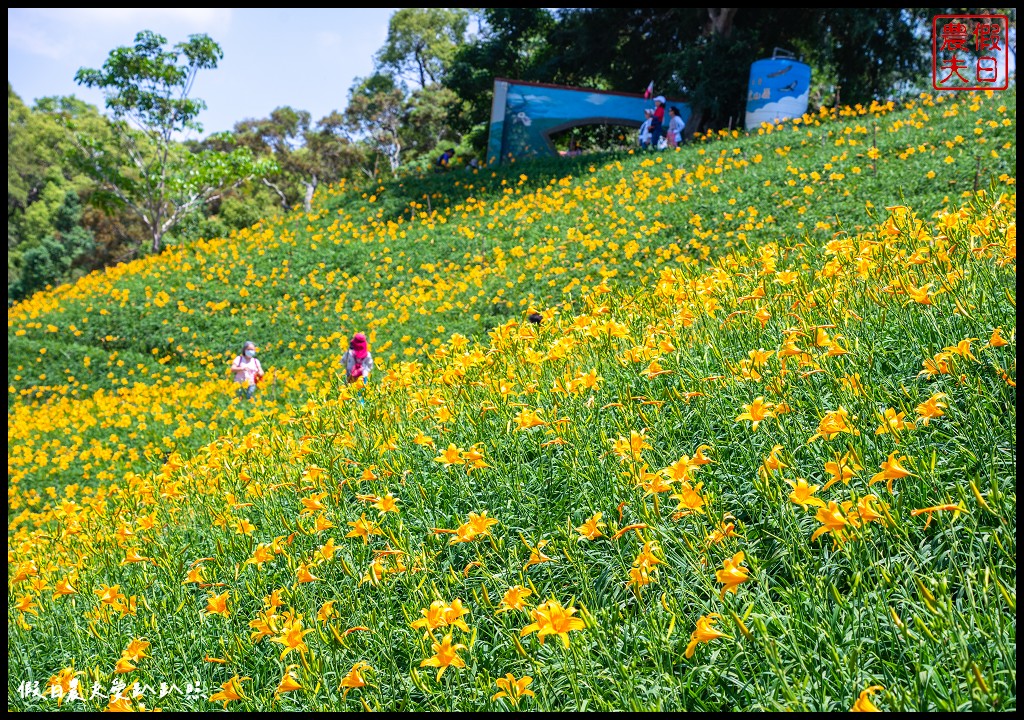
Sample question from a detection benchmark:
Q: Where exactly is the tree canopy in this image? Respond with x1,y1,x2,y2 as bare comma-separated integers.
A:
375,8,471,89
69,30,275,253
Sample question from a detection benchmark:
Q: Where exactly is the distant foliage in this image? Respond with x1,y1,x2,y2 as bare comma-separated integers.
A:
8,190,94,302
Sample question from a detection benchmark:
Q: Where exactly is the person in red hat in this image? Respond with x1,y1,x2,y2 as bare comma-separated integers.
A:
342,332,374,388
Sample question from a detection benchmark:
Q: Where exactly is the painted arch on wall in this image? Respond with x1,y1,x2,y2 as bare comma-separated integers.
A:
486,78,690,164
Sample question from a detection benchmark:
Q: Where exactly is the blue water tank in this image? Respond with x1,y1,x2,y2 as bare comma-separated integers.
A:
744,56,812,130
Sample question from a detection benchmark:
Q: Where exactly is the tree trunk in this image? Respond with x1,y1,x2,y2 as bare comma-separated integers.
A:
706,8,738,37
149,211,163,253
416,48,427,89
686,108,705,141
303,174,318,214
262,178,290,211
688,7,739,139
386,136,402,176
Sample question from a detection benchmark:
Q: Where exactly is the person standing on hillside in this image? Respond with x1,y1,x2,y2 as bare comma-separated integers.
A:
667,106,686,148
230,340,264,401
650,96,667,150
342,332,374,402
436,148,455,172
638,108,654,149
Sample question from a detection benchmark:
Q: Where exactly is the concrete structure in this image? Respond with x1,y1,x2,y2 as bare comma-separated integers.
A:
486,78,690,165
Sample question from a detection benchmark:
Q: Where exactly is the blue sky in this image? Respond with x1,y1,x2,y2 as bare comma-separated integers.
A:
8,8,398,138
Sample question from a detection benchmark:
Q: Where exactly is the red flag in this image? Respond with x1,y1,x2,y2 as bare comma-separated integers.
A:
644,81,654,99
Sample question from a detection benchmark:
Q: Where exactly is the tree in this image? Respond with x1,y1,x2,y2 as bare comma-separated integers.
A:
375,8,470,89
444,8,559,152
9,88,118,299
303,111,364,204
69,30,275,253
344,75,407,177
8,83,62,221
346,9,475,174
402,84,470,164
8,88,100,243
233,107,362,213
233,107,312,211
814,9,933,105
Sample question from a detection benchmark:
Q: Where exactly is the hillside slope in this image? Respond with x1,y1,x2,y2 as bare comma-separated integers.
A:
7,89,1017,711
7,91,1016,495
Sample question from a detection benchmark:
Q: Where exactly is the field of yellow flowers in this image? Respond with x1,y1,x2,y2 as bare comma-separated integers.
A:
8,89,1016,711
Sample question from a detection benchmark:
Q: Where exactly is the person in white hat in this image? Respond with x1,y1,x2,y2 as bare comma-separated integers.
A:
638,108,654,148
650,96,667,150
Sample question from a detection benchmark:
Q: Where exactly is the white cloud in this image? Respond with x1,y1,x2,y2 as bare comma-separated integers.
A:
29,8,231,30
9,8,233,59
314,31,343,51
7,19,67,59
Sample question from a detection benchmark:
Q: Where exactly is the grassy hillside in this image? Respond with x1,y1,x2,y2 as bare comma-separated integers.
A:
7,92,1016,497
7,89,1016,711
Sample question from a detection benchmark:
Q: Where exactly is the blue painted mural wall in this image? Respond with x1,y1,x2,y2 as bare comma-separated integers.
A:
744,59,812,130
487,79,690,165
